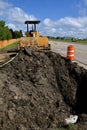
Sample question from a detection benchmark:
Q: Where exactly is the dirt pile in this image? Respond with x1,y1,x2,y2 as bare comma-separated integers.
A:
0,47,87,130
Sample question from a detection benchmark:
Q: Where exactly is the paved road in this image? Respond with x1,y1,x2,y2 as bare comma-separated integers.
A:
49,40,87,69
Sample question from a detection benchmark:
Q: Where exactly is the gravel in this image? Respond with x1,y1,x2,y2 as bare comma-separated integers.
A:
49,40,87,69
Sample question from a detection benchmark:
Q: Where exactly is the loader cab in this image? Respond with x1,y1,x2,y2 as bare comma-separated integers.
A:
25,20,40,37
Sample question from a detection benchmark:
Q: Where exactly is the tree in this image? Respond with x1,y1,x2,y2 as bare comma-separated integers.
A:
19,30,23,37
6,27,12,40
10,29,15,39
0,20,23,40
0,20,5,27
13,30,23,38
10,29,23,39
0,20,12,40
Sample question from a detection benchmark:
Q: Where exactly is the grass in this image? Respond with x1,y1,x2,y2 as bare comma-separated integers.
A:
56,124,78,130
68,124,78,130
49,38,87,44
0,41,19,51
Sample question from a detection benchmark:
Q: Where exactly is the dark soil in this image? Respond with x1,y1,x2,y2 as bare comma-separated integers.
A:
0,47,87,130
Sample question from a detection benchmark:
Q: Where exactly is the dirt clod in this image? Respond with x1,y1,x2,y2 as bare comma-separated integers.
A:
0,47,87,130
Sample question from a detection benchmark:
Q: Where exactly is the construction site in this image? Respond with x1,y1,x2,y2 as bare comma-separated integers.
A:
0,21,87,130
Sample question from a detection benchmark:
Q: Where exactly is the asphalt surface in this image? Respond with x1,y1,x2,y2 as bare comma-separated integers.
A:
49,40,87,69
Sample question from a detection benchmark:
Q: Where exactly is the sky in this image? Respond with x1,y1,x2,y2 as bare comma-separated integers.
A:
0,0,87,38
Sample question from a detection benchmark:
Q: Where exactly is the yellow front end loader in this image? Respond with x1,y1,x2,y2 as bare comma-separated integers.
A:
18,20,50,50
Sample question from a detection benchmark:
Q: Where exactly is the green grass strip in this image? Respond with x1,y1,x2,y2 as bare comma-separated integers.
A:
0,41,19,51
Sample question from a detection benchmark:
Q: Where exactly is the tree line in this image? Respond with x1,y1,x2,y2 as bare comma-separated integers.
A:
0,20,23,40
47,36,87,43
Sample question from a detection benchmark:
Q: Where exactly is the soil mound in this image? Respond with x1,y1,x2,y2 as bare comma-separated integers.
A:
0,47,87,130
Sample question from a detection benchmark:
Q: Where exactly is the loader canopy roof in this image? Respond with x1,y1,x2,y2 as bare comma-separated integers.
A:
25,21,40,24
25,20,40,32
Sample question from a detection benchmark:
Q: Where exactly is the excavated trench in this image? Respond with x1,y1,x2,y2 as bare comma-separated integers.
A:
0,47,87,130
46,51,87,115
75,75,87,114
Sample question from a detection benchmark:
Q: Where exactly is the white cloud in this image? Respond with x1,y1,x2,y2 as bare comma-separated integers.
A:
7,7,36,24
0,0,36,31
56,17,83,28
0,0,12,16
7,23,16,30
43,18,55,27
42,17,87,38
7,7,36,31
0,0,87,38
51,28,57,33
0,0,12,11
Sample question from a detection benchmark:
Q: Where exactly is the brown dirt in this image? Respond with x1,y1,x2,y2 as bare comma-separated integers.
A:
0,47,87,130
